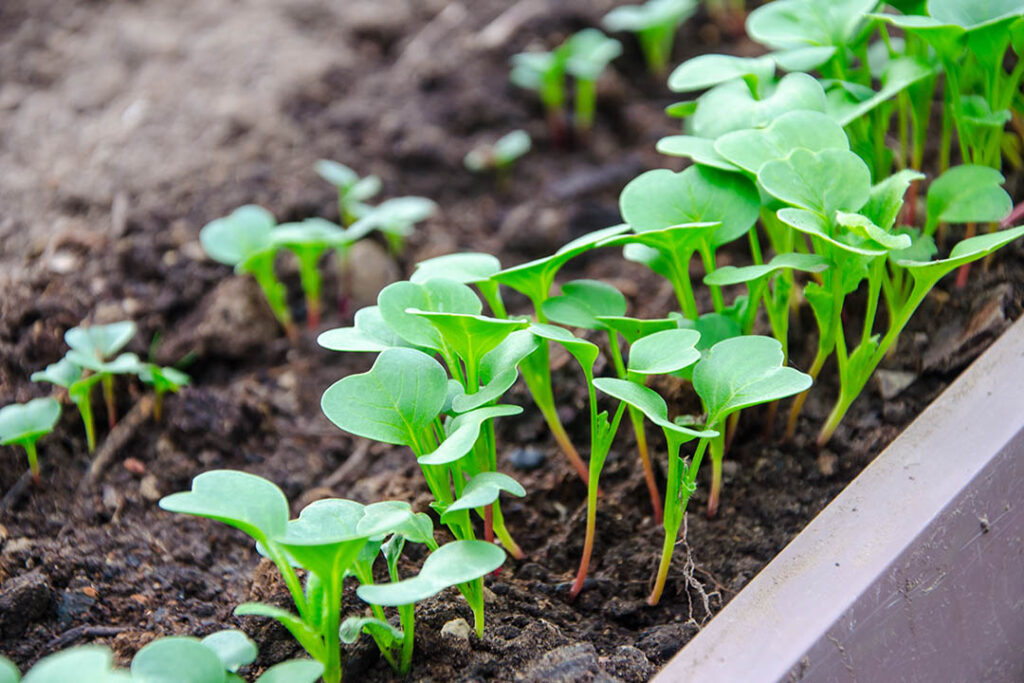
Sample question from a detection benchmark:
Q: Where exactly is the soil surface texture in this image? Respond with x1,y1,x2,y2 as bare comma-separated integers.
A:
1,1,1022,681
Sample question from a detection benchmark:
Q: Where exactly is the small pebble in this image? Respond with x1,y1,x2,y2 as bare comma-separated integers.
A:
123,457,146,475
440,617,472,641
139,475,162,502
508,447,545,471
817,452,838,477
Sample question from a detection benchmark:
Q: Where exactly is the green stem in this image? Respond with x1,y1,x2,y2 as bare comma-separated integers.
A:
492,503,524,559
669,256,699,320
574,78,597,134
399,604,415,675
102,375,116,430
76,396,96,453
698,243,725,312
25,441,40,483
705,433,725,518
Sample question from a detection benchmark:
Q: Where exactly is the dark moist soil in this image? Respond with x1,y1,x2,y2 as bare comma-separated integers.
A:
1,1,1022,681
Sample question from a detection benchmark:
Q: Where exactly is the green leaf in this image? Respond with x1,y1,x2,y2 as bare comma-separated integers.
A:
835,212,913,250
769,45,838,71
30,357,83,389
626,329,701,375
138,364,191,393
759,148,871,217
255,660,324,683
714,110,850,175
593,378,716,441
450,369,519,413
159,470,290,547
693,336,813,426
899,226,1024,285
777,208,889,256
668,54,776,93
361,197,437,238
619,166,760,245
441,472,526,521
64,351,142,376
407,311,528,370
65,321,136,360
130,637,227,683
317,306,416,353
22,647,128,683
321,347,448,447
0,657,18,683
411,253,502,285
541,280,627,331
655,135,740,172
272,218,348,249
234,603,320,655
418,405,523,466
0,397,60,446
925,165,1012,235
592,316,678,344
565,29,622,81
378,280,482,352
339,616,404,646
704,253,829,286
688,73,827,139
863,169,925,232
491,225,630,306
890,227,937,263
356,541,506,606
826,57,935,126
605,224,720,267
200,631,257,673
603,0,697,32
528,324,600,375
199,205,276,269
479,329,540,384
315,160,359,189
747,0,878,50
928,0,1024,29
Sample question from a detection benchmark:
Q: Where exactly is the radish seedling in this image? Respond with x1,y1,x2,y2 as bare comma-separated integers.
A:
161,470,427,683
0,397,61,483
31,357,101,452
492,225,630,484
564,29,622,133
510,44,571,142
271,217,349,328
410,251,506,317
200,205,296,339
602,0,698,76
137,363,190,422
315,160,382,226
64,321,140,430
464,130,532,178
357,197,437,256
592,378,715,605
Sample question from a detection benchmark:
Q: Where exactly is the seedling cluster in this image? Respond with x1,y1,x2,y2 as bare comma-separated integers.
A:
0,320,189,481
201,162,436,337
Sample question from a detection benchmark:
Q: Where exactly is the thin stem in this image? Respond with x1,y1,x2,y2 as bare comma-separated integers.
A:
784,346,828,440
25,441,40,484
399,604,415,675
76,396,96,453
705,433,725,518
698,243,725,312
102,375,117,430
492,503,524,559
669,256,699,320
574,78,597,134
631,407,662,524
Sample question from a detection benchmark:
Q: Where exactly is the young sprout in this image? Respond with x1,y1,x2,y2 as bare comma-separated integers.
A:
464,130,532,179
592,378,714,605
564,29,622,133
200,205,297,339
357,197,437,256
315,159,382,227
0,397,61,483
31,358,101,453
64,321,138,430
161,470,422,683
492,225,630,484
272,217,349,328
510,44,571,142
137,364,190,422
602,0,698,76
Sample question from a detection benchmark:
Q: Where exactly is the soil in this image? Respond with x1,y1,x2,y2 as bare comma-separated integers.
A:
1,0,1022,681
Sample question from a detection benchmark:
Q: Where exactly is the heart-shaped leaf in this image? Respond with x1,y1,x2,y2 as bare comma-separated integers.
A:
31,357,83,389
271,218,347,250
668,54,776,93
418,405,523,466
565,28,622,81
529,324,600,375
160,470,290,550
317,306,417,353
655,135,740,172
627,329,701,375
411,253,502,285
255,660,324,683
315,160,358,188
356,541,506,606
593,378,716,442
378,280,482,352
21,647,128,683
714,110,850,175
777,208,890,256
406,311,528,372
339,616,404,646
899,225,1024,286
64,351,142,376
200,205,277,269
863,169,926,232
200,631,257,674
693,336,813,426
924,165,1012,235
480,329,540,384
65,321,136,360
361,197,437,238
704,252,829,286
541,280,627,331
688,73,827,139
492,224,630,308
592,316,678,344
619,166,760,246
835,212,913,251
321,347,448,447
130,637,227,683
0,397,61,447
747,0,877,50
759,148,872,217
441,472,526,521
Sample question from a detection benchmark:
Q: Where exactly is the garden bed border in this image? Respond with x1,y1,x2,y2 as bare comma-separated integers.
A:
656,315,1024,682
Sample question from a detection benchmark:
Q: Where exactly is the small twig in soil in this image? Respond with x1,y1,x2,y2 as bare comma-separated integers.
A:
321,438,371,490
80,396,153,492
1,470,34,513
46,625,126,650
